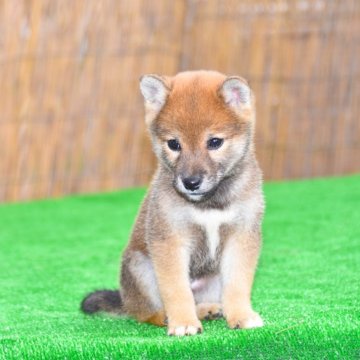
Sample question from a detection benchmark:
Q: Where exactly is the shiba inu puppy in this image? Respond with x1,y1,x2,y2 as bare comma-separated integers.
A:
81,70,264,336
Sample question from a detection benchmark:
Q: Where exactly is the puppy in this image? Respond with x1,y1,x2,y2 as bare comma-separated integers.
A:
81,70,264,336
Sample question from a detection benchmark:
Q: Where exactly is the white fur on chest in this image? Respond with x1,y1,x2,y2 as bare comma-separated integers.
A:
167,195,262,257
189,207,238,258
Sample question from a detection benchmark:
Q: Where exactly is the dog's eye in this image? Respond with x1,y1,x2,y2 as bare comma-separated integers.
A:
167,139,181,151
207,138,224,150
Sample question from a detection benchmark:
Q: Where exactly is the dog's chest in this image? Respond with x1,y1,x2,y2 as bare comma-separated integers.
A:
190,208,237,257
187,207,238,278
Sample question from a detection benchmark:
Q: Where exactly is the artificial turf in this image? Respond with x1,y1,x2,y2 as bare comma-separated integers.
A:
0,175,359,359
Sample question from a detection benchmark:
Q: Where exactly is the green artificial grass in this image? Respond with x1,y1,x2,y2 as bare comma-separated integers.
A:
1,175,359,359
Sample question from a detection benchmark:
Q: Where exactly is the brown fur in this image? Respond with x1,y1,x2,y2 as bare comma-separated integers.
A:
81,70,264,336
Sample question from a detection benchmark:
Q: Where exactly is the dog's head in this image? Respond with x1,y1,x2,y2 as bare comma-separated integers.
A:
140,70,255,202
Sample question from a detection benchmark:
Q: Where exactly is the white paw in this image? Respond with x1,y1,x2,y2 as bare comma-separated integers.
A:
242,313,264,329
227,311,264,329
167,324,202,336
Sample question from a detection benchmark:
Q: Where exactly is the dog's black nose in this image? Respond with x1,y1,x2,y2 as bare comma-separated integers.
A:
182,176,202,191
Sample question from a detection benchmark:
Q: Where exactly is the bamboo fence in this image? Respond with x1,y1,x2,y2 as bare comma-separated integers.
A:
0,0,359,202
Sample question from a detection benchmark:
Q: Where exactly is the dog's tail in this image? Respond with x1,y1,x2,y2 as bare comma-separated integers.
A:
80,289,123,315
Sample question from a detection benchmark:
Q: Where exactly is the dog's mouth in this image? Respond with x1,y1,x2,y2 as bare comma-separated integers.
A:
186,191,207,196
175,186,218,202
181,192,208,202
185,192,207,199
173,176,221,202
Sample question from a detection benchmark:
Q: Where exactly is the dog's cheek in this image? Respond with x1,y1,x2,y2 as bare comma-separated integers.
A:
159,147,180,173
208,146,228,163
165,147,181,162
208,144,232,174
210,140,245,177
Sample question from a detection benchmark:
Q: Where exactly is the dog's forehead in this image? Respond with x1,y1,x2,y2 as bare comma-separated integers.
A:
169,71,224,109
158,73,239,138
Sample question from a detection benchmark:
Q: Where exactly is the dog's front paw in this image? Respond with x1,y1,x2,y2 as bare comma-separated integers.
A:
196,303,223,320
227,311,264,329
167,319,203,336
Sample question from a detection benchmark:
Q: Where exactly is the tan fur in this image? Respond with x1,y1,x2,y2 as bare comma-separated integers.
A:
145,310,167,327
150,238,202,334
221,230,263,329
82,70,265,336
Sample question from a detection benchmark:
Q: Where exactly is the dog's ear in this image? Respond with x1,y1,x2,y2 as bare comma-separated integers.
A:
219,76,252,111
139,75,171,123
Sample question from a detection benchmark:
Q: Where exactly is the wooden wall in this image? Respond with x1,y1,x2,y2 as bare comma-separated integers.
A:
1,0,359,202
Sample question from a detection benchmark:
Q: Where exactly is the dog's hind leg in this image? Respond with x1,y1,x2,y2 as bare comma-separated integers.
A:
121,250,165,325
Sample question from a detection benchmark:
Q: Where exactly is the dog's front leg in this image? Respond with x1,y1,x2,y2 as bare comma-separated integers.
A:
221,230,264,329
151,239,202,336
